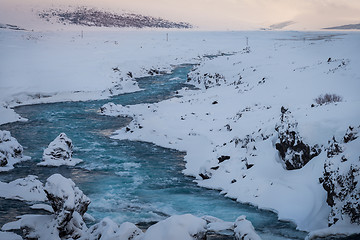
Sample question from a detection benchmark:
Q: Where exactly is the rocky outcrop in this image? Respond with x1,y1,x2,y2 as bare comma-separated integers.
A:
275,107,321,170
38,133,82,166
187,71,227,89
44,174,90,238
0,130,30,171
320,126,360,226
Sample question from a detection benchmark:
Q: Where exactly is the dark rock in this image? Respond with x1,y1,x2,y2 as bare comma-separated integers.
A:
212,101,218,105
275,107,321,170
199,173,210,180
322,126,360,226
127,71,133,78
344,126,358,143
246,163,254,169
0,152,8,167
211,166,220,170
218,155,231,163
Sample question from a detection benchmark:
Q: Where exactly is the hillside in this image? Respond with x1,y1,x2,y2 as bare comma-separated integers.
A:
38,7,192,29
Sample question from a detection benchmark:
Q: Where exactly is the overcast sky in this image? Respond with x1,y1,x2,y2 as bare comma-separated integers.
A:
1,0,359,30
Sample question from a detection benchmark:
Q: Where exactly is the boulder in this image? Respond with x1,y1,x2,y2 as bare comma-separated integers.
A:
44,174,90,237
38,133,82,166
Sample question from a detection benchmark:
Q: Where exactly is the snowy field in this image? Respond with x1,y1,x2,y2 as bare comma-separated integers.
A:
1,28,360,239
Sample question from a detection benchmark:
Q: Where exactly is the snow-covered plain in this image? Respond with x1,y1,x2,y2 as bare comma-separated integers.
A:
1,27,360,239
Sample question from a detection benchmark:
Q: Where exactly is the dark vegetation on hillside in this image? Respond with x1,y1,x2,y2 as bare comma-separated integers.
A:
39,7,192,29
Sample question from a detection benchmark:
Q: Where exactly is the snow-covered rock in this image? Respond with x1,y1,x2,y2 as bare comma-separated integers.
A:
80,218,143,240
44,174,90,237
99,102,133,117
0,175,46,201
3,174,90,239
275,107,321,170
38,133,82,166
321,126,360,227
234,215,262,240
0,130,30,171
142,214,207,240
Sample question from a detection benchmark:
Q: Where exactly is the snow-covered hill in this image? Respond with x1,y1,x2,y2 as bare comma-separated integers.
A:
38,7,192,29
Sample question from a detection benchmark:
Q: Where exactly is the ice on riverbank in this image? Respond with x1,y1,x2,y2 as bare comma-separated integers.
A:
38,133,82,167
0,130,30,172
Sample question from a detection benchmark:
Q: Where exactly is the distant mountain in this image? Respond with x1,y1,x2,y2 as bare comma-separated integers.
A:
38,7,192,29
0,23,26,31
260,20,295,30
269,21,295,30
324,23,360,30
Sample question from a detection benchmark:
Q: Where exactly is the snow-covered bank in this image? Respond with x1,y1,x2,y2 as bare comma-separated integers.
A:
0,28,252,125
1,173,262,240
107,31,360,235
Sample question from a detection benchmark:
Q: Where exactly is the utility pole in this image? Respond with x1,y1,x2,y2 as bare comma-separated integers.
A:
166,33,168,42
246,36,248,46
81,30,83,39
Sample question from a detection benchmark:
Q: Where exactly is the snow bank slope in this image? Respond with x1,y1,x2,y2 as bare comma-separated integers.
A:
109,31,360,233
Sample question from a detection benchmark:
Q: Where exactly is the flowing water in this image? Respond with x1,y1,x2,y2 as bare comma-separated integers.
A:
1,65,316,239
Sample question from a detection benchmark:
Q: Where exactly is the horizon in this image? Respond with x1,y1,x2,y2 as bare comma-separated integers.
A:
0,0,360,30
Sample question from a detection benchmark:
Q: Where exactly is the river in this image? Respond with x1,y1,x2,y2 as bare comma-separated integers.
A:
0,65,316,239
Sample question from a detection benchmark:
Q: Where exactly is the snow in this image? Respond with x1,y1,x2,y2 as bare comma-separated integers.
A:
1,25,360,237
0,29,247,125
107,31,360,233
142,214,207,240
0,130,31,172
44,173,90,213
306,224,360,240
234,215,262,240
0,105,27,125
80,218,143,240
0,175,46,202
0,231,22,240
1,174,262,240
30,204,54,213
38,133,83,166
99,102,133,117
